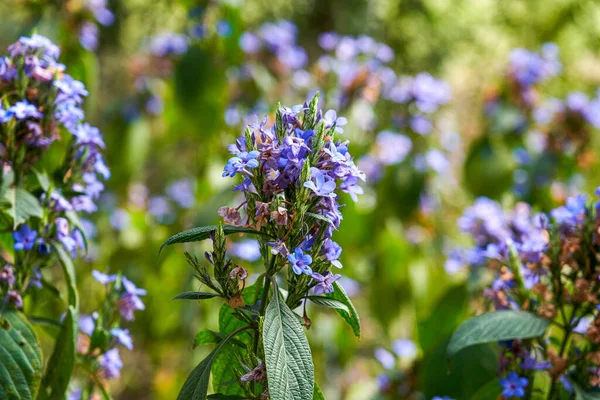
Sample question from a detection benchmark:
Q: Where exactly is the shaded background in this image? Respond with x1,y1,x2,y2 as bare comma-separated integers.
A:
2,0,600,398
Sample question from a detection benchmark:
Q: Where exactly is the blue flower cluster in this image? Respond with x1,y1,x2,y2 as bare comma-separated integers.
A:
508,43,561,97
221,97,364,294
240,20,308,71
0,35,108,307
446,197,549,285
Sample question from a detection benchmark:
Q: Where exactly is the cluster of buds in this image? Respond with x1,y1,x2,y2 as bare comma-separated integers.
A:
450,189,600,395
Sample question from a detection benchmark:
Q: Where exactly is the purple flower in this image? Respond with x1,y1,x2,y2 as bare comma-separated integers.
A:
5,101,43,120
229,240,261,262
374,131,412,166
13,225,37,251
392,339,417,358
119,276,146,321
92,270,117,285
79,22,99,51
148,33,188,57
239,32,262,54
111,328,133,350
322,109,348,133
374,348,395,370
100,348,123,379
223,151,260,177
0,266,16,287
304,168,336,197
79,314,96,336
323,240,343,268
166,179,195,209
288,247,312,275
499,372,528,398
310,271,341,295
6,290,23,308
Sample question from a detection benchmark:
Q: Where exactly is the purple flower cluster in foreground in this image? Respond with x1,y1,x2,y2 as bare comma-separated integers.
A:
219,95,363,294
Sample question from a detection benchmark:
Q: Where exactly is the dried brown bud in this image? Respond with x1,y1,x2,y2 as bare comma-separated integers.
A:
228,293,245,309
538,303,556,319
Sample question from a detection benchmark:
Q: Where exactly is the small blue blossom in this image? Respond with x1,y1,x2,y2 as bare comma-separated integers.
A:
499,372,528,398
310,271,340,295
99,348,123,379
304,168,336,197
223,151,260,177
13,225,37,251
111,328,133,350
288,247,313,275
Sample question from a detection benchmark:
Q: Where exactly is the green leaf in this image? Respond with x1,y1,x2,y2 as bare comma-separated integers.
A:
211,283,262,395
4,188,44,228
51,242,79,309
574,382,600,399
447,311,550,356
32,168,50,192
313,383,326,400
65,210,88,249
263,281,314,400
173,292,220,301
39,306,78,400
0,310,43,400
470,379,501,400
325,281,361,339
306,296,349,313
305,212,333,225
193,329,246,349
178,327,249,400
418,284,468,353
160,225,270,254
206,395,246,400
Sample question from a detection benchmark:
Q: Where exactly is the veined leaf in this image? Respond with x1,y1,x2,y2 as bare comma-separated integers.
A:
160,225,270,254
211,283,262,395
177,327,250,400
39,306,77,400
173,292,220,301
263,280,314,400
0,310,43,400
325,281,360,339
32,168,50,192
51,242,79,309
306,296,349,313
447,311,550,356
4,188,43,228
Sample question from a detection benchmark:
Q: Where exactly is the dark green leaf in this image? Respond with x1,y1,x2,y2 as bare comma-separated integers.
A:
32,168,50,192
306,296,349,313
4,188,44,228
574,381,600,400
448,311,550,356
0,310,43,400
173,292,220,301
160,225,270,254
211,283,261,395
39,306,77,400
418,285,468,353
193,329,246,349
207,395,246,400
470,379,502,400
263,281,314,400
177,327,249,400
51,242,79,309
325,281,361,339
420,337,498,399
